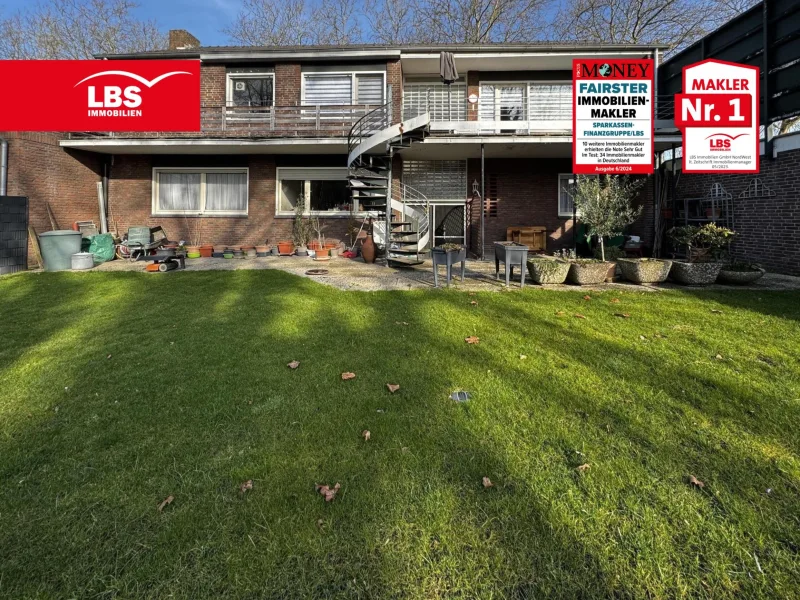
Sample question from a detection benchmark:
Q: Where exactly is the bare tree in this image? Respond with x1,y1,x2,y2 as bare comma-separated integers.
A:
556,0,758,52
411,0,553,43
0,0,166,59
365,0,417,44
224,0,361,46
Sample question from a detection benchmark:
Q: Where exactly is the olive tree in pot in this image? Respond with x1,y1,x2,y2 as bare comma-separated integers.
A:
567,175,644,285
292,198,312,256
668,224,735,285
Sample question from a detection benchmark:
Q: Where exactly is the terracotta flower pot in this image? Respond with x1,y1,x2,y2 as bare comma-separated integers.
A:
199,245,213,258
308,241,322,251
315,248,329,260
361,235,376,264
255,245,269,255
277,241,294,255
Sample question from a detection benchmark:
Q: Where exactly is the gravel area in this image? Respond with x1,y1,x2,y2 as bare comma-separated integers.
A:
87,255,800,292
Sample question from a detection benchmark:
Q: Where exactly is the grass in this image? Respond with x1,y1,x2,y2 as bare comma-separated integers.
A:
0,270,798,599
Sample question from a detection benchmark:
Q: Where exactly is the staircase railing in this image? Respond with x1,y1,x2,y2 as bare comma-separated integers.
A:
347,85,393,167
395,182,430,253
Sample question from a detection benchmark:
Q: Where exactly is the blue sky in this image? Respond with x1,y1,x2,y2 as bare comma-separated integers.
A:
0,0,240,46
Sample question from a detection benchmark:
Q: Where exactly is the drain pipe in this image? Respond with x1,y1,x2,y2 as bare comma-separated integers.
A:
0,137,8,196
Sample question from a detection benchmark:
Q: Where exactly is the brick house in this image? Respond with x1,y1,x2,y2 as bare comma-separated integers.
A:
1,34,677,265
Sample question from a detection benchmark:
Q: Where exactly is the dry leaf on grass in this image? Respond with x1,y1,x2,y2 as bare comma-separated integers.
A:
362,430,371,442
574,314,587,320
341,372,356,380
240,480,253,494
395,321,409,326
710,309,723,314
688,475,705,489
614,313,631,318
470,300,478,306
157,495,174,512
639,335,647,341
386,383,400,393
583,295,592,301
482,477,494,488
315,483,341,502
106,354,112,360
611,298,620,303
287,360,300,369
715,354,724,361
465,336,480,344
576,464,591,473
317,518,325,530
519,354,527,360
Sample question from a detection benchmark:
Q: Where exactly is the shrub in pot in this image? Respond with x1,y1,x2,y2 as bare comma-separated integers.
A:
717,262,765,285
292,197,312,255
617,258,672,284
668,224,734,285
527,256,570,284
567,259,612,285
569,174,644,262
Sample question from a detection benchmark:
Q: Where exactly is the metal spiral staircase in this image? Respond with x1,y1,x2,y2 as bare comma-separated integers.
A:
347,94,431,266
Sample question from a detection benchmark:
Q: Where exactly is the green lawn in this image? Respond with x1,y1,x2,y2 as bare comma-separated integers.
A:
1,271,798,599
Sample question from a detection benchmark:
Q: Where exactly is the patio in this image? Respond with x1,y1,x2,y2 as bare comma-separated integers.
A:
90,255,800,292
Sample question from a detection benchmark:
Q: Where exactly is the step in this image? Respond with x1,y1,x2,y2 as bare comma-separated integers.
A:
347,173,388,181
390,234,420,242
388,247,423,255
388,257,425,267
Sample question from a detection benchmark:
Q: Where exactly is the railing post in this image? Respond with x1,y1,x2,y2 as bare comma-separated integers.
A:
387,84,393,125
316,105,321,130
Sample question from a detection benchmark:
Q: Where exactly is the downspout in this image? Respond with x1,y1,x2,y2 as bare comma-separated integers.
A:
0,137,8,196
480,143,485,260
101,159,110,234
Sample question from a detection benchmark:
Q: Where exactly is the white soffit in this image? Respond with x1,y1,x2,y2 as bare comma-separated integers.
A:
401,52,654,74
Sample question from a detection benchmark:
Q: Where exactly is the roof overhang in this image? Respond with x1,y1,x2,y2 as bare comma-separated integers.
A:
59,138,348,155
401,50,659,74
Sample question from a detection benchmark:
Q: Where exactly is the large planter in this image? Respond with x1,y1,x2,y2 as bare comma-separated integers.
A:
618,258,673,284
526,257,570,284
567,260,612,285
432,247,467,287
199,245,213,258
277,241,294,255
361,235,376,264
717,265,765,285
669,261,722,286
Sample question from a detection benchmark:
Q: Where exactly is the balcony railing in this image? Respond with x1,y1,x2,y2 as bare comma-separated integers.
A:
67,103,384,139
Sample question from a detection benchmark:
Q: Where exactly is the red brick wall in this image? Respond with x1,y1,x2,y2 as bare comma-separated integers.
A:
674,146,800,275
107,154,351,247
275,63,301,106
387,60,403,124
1,131,103,265
465,158,654,256
201,65,226,105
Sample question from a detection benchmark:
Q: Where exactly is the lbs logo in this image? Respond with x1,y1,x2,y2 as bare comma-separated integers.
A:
706,133,747,151
0,60,200,132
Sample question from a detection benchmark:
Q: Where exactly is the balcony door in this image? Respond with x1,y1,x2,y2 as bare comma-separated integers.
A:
480,84,526,132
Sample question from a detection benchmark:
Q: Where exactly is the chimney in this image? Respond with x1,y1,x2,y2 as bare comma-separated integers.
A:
168,29,200,50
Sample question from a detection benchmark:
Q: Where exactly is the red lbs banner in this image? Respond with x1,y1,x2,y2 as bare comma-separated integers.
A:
0,60,200,132
674,59,759,173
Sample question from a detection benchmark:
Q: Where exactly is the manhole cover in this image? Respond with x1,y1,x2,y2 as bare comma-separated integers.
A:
305,269,329,276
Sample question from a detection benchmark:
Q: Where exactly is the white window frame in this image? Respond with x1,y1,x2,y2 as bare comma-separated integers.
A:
226,72,275,107
276,167,364,218
558,173,576,217
558,173,596,218
300,71,386,106
152,167,249,217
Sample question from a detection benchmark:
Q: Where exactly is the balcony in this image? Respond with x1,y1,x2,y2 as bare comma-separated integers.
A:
67,103,384,140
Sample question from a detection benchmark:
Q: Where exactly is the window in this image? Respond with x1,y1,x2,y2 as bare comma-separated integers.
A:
529,83,572,121
302,72,385,106
153,168,248,216
402,160,467,202
277,168,352,215
480,84,527,121
227,73,274,107
403,81,467,121
558,174,575,217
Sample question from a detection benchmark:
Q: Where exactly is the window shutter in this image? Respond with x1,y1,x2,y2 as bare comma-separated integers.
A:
304,75,352,105
356,74,384,105
530,84,572,121
402,160,467,202
278,168,348,181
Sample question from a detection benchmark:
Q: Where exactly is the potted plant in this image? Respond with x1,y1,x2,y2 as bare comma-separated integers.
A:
618,257,673,284
292,199,311,256
527,255,571,284
594,244,625,282
668,224,735,285
432,242,467,263
310,215,329,260
717,261,765,285
183,211,205,258
569,175,644,262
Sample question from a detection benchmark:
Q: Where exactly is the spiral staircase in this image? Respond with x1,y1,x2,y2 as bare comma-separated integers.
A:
347,99,431,266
